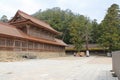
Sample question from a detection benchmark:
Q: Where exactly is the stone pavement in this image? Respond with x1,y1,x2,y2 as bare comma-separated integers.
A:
0,56,118,80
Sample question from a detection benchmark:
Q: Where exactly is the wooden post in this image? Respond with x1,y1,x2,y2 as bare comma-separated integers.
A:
5,38,6,48
26,40,29,54
20,40,22,51
43,43,44,51
13,40,15,51
26,24,30,35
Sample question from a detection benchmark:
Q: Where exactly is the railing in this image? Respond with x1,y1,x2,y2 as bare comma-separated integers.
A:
112,51,120,80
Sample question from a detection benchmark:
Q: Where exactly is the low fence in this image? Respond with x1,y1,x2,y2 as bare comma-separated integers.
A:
112,51,120,80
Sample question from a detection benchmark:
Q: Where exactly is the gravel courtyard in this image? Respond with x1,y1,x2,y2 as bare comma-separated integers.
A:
0,56,118,80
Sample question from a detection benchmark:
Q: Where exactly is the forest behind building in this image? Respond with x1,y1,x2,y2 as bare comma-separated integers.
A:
1,3,120,52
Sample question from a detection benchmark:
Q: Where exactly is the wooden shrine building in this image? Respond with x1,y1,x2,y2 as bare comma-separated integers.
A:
0,10,66,58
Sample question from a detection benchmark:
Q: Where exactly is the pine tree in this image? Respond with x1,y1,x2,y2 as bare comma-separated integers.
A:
0,15,8,22
98,4,120,56
91,19,99,43
70,16,92,53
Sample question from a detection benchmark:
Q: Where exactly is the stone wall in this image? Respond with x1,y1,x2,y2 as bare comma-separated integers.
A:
0,51,66,61
112,51,120,80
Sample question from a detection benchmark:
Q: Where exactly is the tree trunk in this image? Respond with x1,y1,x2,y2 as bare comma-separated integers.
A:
107,45,112,57
85,32,89,57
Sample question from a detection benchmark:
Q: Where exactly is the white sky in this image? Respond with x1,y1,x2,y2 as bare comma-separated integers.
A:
0,0,120,23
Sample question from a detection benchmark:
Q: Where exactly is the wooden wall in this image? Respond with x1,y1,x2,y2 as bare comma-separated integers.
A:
0,37,65,52
27,25,55,40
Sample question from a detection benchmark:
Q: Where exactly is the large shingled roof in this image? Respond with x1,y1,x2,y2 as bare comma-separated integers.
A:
0,22,66,46
9,10,60,35
0,22,24,38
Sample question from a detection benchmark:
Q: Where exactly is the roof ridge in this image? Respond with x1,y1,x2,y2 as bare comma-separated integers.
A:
0,22,66,46
17,10,50,26
16,10,60,34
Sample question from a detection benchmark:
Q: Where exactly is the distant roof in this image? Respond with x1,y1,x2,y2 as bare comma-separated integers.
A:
66,44,100,49
9,10,60,35
0,22,66,46
65,44,104,51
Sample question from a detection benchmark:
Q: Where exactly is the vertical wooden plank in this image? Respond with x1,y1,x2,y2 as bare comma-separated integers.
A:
27,40,29,52
26,24,30,35
13,39,15,51
43,43,44,51
5,38,6,48
20,40,22,51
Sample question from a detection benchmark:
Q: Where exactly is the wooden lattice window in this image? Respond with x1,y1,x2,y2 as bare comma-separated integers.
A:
28,41,33,49
15,40,21,47
49,45,52,51
46,44,50,50
52,45,55,51
39,43,44,49
51,45,53,50
59,46,64,51
6,39,14,47
0,38,6,46
44,44,47,50
34,42,39,49
22,41,27,48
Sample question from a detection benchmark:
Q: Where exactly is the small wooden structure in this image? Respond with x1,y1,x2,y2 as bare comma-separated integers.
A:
66,44,108,56
0,10,66,58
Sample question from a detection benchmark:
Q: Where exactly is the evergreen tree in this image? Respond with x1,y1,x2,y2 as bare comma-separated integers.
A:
98,4,120,55
33,7,75,44
70,15,92,52
33,7,93,49
0,15,8,22
90,19,99,43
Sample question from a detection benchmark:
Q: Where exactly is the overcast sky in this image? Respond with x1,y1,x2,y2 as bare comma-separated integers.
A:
0,0,120,23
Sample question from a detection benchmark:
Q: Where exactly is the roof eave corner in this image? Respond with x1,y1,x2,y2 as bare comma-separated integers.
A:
8,10,20,23
56,32,62,35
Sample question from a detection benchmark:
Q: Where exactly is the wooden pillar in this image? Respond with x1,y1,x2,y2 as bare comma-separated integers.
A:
26,40,29,54
5,38,6,47
33,42,35,51
26,24,30,35
13,40,15,51
43,43,44,51
20,40,22,51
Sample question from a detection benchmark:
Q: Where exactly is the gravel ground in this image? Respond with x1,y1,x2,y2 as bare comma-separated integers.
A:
0,56,118,80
